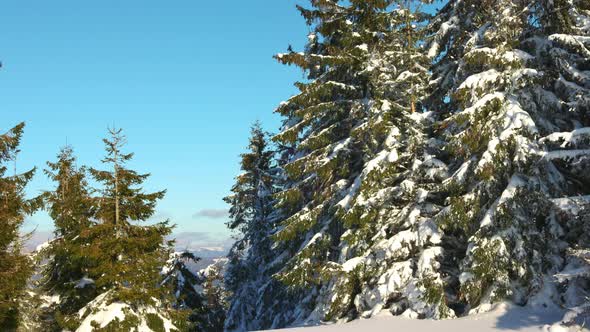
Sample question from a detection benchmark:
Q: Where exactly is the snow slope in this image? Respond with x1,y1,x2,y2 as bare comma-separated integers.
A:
76,291,177,332
262,303,587,332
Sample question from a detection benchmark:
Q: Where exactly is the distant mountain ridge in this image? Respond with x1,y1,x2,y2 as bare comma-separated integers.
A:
24,230,232,257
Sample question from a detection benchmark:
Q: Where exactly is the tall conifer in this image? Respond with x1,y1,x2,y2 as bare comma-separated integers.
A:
539,0,590,320
161,251,210,331
264,0,446,325
427,0,590,314
0,123,39,330
224,122,279,331
75,128,176,330
40,146,96,329
326,1,452,319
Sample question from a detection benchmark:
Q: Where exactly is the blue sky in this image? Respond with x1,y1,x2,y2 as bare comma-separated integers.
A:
1,1,310,238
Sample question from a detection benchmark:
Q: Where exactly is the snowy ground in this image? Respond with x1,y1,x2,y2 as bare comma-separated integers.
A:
263,303,587,332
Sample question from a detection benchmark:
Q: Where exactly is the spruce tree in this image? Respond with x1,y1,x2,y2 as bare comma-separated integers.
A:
536,0,590,313
0,123,39,330
327,1,452,320
223,122,279,331
164,254,228,332
537,0,590,195
76,128,177,330
271,0,402,299
264,0,447,325
427,0,590,314
221,0,588,325
161,251,225,332
199,264,226,332
40,146,96,330
555,202,590,327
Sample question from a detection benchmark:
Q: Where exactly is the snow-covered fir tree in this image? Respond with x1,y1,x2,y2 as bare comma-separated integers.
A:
38,145,96,330
247,0,450,327
223,122,281,331
162,251,226,332
324,1,453,320
198,262,227,332
73,128,180,331
0,123,40,330
537,0,590,318
427,0,590,315
161,251,203,329
553,197,590,328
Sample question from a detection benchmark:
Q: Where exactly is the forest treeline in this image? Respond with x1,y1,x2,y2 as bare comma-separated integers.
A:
0,125,226,331
1,0,589,331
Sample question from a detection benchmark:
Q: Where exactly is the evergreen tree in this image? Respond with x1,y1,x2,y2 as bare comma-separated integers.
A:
75,128,178,331
555,203,590,328
271,0,401,303
0,123,39,330
427,0,590,314
223,122,280,331
40,146,96,330
161,251,215,332
260,0,446,325
198,263,226,332
536,0,590,314
326,1,452,320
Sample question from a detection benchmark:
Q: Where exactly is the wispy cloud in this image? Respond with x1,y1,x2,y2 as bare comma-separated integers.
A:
193,209,229,219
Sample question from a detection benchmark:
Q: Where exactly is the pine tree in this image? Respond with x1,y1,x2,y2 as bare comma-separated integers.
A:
39,146,96,330
223,122,280,331
535,0,590,314
161,251,208,332
262,0,449,325
199,264,226,332
326,1,452,320
427,0,590,314
271,0,402,301
0,123,39,330
164,255,228,332
555,202,590,328
75,128,177,330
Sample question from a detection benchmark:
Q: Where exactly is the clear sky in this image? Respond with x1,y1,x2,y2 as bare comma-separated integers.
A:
1,1,310,239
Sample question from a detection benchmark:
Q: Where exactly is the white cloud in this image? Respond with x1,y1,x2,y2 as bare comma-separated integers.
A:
192,209,229,219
